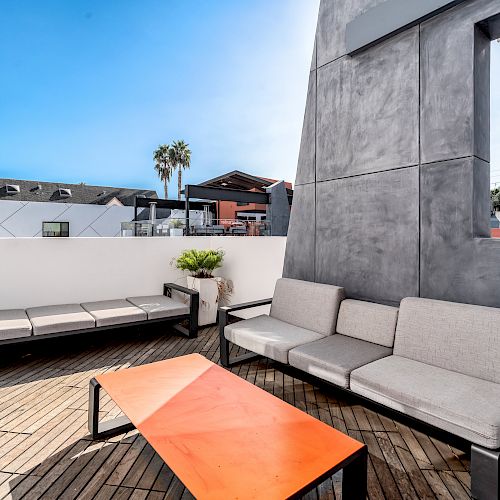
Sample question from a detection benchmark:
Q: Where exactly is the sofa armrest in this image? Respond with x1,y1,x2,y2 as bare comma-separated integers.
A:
218,298,272,330
219,298,273,314
218,298,272,367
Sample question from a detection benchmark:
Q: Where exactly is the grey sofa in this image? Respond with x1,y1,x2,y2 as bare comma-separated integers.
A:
0,283,199,344
219,278,500,500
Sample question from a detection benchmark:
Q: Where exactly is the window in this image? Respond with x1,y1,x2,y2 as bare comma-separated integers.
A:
58,188,72,198
236,202,249,206
42,222,69,237
5,184,20,194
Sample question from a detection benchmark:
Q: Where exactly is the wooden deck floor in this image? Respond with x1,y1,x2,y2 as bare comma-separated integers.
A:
0,325,471,499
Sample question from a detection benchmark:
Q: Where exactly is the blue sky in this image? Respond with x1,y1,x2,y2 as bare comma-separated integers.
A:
0,0,319,194
0,2,498,194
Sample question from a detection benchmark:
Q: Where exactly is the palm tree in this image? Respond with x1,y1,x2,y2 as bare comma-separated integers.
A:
171,140,192,200
153,144,173,199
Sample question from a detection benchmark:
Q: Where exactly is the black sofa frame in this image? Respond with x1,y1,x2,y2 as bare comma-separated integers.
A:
218,300,500,500
0,282,199,346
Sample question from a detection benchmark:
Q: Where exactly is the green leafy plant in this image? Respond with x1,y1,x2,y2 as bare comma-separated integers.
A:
170,218,184,229
172,249,224,278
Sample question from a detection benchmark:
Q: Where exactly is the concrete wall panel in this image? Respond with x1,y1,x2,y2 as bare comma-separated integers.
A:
295,72,317,186
420,157,500,307
283,184,316,282
315,167,419,305
316,0,385,67
420,0,498,164
317,28,419,182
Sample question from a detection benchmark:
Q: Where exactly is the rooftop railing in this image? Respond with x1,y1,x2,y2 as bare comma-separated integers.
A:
120,219,271,237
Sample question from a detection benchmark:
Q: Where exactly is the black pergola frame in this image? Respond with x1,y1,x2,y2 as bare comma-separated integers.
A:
133,196,216,222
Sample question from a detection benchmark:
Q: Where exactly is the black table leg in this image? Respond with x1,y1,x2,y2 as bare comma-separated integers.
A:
342,445,368,500
88,378,135,440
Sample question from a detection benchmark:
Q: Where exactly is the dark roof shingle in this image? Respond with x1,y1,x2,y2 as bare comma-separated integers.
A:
0,178,157,206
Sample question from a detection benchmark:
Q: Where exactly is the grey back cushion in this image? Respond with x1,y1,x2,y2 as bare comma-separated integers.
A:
270,278,345,336
336,299,399,348
394,297,500,383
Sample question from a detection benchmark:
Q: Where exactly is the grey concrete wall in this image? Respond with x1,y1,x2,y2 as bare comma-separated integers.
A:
284,0,500,307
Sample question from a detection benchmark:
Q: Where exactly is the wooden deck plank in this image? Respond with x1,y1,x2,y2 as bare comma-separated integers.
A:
0,327,472,499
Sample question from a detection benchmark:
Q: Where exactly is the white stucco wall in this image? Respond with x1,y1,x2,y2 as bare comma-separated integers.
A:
0,236,286,309
0,200,139,237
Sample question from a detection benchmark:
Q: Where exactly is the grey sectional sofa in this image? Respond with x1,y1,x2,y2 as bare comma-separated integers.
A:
219,278,500,500
0,283,199,344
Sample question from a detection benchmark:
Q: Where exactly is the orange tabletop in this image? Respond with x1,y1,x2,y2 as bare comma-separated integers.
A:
96,353,365,500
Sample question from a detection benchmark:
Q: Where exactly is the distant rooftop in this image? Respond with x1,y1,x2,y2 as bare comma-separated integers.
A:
200,170,292,192
0,178,157,206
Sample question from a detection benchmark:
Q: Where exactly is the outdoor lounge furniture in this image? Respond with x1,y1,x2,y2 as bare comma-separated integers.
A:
88,353,368,499
0,283,199,345
0,309,32,340
219,278,500,499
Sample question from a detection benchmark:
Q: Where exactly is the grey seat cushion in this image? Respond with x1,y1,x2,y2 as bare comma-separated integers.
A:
351,355,500,449
270,278,345,336
27,304,95,336
81,300,146,327
336,299,398,348
395,297,500,383
127,295,189,320
0,310,32,340
225,315,324,364
289,335,392,389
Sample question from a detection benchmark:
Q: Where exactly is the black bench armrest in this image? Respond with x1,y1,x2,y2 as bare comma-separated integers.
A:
164,282,199,297
164,283,199,338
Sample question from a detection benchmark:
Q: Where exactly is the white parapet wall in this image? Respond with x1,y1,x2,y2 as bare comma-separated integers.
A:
0,236,286,310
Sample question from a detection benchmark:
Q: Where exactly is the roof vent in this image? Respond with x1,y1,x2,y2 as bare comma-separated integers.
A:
58,188,72,198
5,184,20,194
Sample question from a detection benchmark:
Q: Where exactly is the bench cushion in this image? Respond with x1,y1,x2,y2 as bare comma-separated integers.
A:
395,297,500,383
0,310,32,340
27,304,95,336
336,300,398,348
127,295,189,320
289,335,392,388
81,300,146,327
225,315,324,364
270,278,345,336
350,355,500,449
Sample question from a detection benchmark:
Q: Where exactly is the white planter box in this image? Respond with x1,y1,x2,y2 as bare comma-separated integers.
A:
187,276,219,326
169,228,184,237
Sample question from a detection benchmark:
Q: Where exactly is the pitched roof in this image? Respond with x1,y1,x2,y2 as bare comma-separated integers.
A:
199,170,292,192
0,178,157,206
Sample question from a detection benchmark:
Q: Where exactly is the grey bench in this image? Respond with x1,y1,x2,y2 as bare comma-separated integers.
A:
0,283,199,345
219,278,500,499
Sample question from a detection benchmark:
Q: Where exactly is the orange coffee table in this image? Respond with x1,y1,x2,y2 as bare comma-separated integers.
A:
88,354,367,499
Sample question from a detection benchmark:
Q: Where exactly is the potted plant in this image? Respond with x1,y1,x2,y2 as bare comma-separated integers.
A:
172,249,232,326
169,218,184,236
